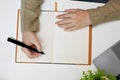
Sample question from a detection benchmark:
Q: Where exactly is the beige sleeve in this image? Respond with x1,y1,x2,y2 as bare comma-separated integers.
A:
87,0,120,26
21,0,43,33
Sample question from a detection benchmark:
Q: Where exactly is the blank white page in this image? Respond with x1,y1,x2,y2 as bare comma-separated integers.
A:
16,11,91,65
16,11,54,63
53,13,89,64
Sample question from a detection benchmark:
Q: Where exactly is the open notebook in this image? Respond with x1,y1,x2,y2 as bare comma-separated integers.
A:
15,10,92,65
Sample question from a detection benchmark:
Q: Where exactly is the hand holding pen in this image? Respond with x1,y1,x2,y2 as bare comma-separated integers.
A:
7,32,45,58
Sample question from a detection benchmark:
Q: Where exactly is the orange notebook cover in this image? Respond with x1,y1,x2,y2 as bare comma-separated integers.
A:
15,9,92,65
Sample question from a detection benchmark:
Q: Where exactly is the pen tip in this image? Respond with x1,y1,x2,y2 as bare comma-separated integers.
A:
40,51,45,54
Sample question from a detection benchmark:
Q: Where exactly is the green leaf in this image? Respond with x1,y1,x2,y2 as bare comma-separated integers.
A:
80,69,116,80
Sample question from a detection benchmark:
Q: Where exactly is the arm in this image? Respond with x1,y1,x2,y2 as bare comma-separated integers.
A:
87,0,120,26
56,0,120,31
21,0,43,32
21,0,43,58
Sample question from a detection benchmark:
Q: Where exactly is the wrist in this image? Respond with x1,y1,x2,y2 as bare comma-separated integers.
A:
86,10,92,26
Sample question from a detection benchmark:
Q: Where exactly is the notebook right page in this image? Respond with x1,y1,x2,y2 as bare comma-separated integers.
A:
53,12,89,64
51,0,104,65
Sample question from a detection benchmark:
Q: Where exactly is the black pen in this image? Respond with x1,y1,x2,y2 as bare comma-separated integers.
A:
7,37,45,54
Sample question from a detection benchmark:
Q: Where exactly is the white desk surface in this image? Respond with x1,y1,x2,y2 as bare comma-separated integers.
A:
0,0,120,80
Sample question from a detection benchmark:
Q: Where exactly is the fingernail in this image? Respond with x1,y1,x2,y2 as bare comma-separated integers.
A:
38,49,41,52
55,22,58,24
56,21,59,25
65,29,71,32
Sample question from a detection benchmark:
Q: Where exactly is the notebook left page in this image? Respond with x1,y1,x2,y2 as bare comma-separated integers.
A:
16,10,54,63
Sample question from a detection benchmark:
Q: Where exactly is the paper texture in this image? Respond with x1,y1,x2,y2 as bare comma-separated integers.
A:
16,11,91,65
15,0,103,65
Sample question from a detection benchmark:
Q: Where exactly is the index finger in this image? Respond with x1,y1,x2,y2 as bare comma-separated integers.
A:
56,13,73,19
22,48,40,58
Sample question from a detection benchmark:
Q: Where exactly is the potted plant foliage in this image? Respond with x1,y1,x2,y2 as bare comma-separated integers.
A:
80,69,117,80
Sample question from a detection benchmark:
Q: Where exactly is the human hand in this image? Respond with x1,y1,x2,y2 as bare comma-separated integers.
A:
56,9,91,31
22,31,42,58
